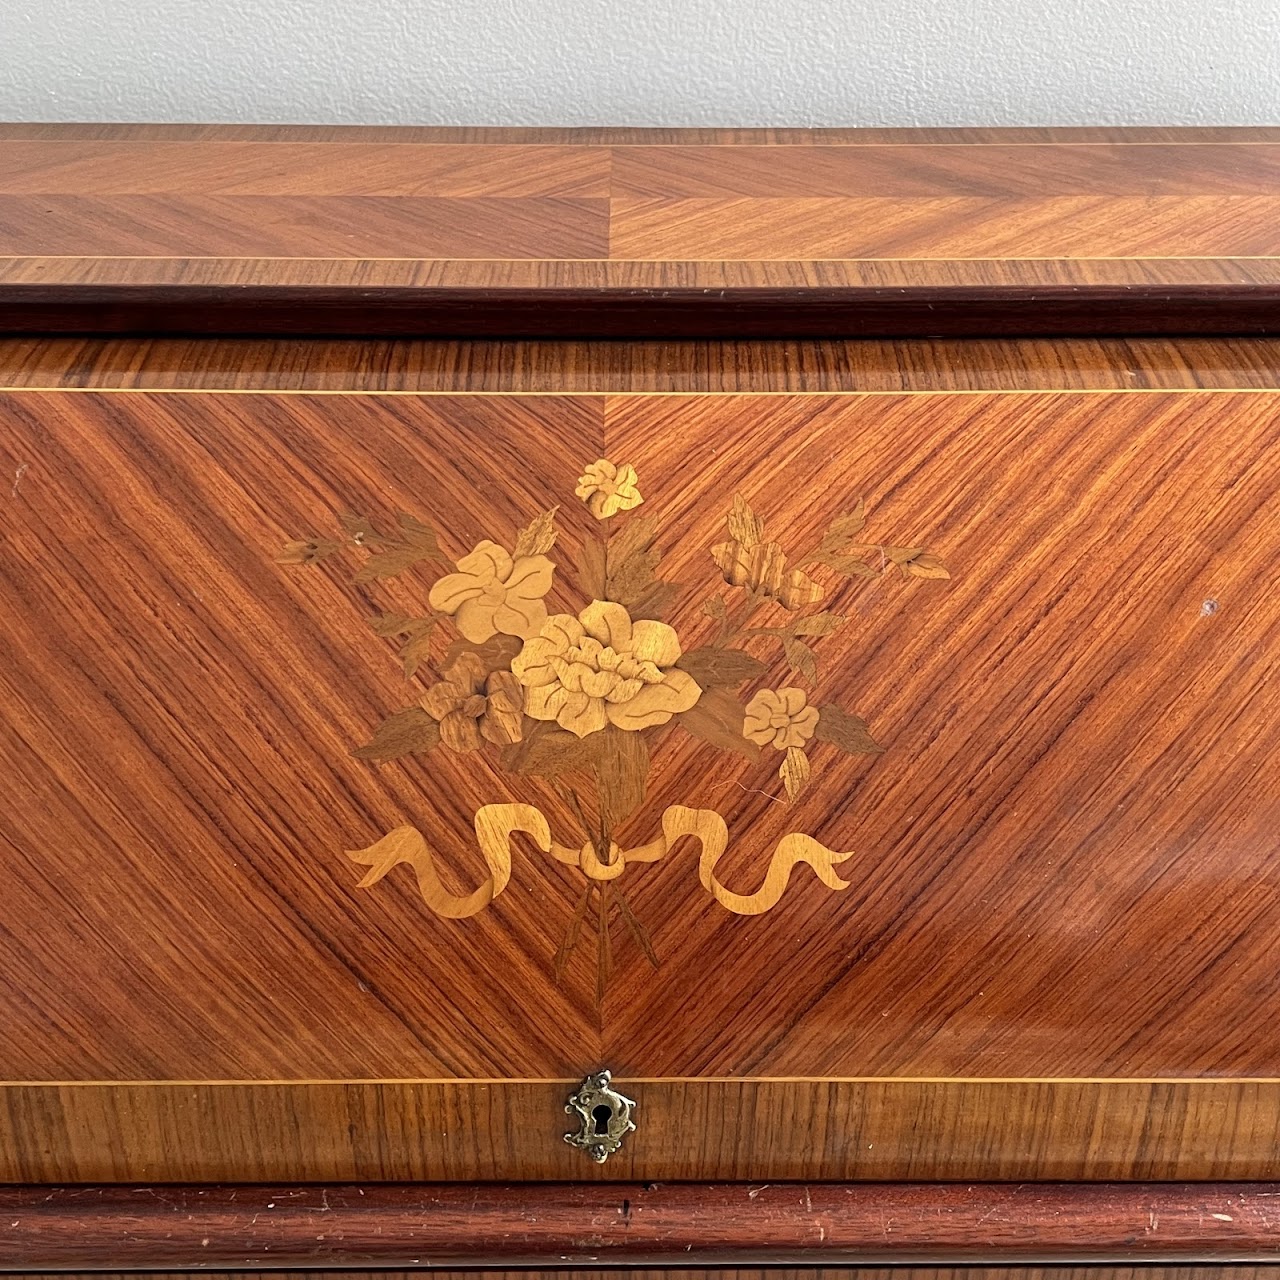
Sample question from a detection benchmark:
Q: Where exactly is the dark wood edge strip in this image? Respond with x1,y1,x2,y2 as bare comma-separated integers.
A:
2,284,1279,338
4,1182,1280,1269
12,1273,1280,1280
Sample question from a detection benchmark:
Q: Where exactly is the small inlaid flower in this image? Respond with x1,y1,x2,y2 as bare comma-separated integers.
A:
744,687,820,751
428,540,554,644
513,600,701,738
575,459,643,520
421,653,524,752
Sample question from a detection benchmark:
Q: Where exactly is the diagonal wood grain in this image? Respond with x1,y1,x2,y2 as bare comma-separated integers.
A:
0,195,609,259
608,196,1280,260
2,387,1279,1086
601,390,1280,1077
610,144,1280,198
0,141,610,197
0,391,607,1079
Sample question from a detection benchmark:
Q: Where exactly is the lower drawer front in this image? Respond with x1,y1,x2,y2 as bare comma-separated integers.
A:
1,385,1277,1181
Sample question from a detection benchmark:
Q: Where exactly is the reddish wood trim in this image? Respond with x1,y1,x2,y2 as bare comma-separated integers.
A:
4,1183,1280,1269
1,283,1279,338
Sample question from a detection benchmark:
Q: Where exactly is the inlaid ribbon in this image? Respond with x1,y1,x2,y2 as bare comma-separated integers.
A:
347,804,551,919
347,803,855,918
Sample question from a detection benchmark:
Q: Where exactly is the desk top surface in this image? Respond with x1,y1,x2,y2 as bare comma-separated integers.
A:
1,125,1279,335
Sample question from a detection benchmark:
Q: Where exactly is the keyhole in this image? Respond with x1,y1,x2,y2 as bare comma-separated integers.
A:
591,1103,613,1134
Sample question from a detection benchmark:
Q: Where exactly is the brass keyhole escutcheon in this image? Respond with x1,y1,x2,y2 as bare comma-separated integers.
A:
564,1070,636,1164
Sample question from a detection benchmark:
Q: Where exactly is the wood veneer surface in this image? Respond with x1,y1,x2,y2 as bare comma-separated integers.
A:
0,335,1278,391
3,384,1278,1080
8,1184,1280,1269
2,340,1279,1181
1,126,1279,307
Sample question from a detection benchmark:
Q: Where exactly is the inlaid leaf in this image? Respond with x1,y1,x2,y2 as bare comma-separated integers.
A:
367,612,440,678
607,511,659,572
441,632,523,678
780,745,811,803
354,513,442,582
367,611,419,637
902,552,951,580
702,594,728,620
677,687,760,761
608,545,662,605
814,704,884,755
804,500,867,563
337,512,385,546
791,611,847,637
276,537,341,565
605,513,663,605
353,708,440,761
826,500,866,542
397,513,437,540
625,579,681,621
594,724,650,830
883,545,924,565
580,536,608,600
502,719,595,778
399,626,439,678
727,493,764,547
512,505,559,557
677,646,768,688
782,637,819,685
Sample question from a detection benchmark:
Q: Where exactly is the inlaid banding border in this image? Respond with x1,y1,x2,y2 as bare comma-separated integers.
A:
4,1079,1280,1183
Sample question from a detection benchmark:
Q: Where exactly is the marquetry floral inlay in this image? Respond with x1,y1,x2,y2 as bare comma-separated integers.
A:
280,452,949,1002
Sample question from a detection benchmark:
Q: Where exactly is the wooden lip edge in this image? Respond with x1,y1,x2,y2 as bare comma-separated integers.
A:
4,1182,1280,1268
1,282,1279,337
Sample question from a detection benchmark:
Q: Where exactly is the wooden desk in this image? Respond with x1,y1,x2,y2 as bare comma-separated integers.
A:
1,128,1280,1274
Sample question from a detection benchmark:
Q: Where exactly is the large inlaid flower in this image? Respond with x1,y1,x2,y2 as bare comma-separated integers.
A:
744,687,820,751
428,540,554,644
575,459,643,520
512,600,701,738
421,653,524,752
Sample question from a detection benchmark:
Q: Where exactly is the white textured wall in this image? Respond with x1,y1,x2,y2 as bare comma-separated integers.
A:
2,0,1278,127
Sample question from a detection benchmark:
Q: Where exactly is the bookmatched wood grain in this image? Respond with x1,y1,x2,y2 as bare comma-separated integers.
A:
7,1183,1280,1270
0,127,1279,334
2,385,1279,1085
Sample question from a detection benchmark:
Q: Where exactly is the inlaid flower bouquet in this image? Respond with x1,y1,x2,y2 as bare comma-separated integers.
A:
280,457,947,1001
